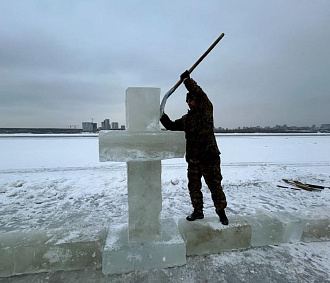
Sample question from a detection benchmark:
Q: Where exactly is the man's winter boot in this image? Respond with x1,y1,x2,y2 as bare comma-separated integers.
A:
216,209,229,225
186,210,204,221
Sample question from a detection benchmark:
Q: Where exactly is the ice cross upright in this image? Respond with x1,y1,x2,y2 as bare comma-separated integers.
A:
99,87,186,274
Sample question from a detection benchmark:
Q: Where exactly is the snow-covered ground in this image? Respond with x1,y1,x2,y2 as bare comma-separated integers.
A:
1,133,329,232
0,133,329,282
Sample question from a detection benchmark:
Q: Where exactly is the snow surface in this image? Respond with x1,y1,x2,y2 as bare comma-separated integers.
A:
0,133,329,281
1,133,329,232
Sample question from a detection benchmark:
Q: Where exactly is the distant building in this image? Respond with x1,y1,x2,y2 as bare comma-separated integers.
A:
82,122,97,132
111,122,119,129
320,124,330,130
82,122,93,132
101,119,110,130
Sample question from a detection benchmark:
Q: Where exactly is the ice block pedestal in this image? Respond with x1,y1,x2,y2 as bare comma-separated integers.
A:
178,217,251,256
99,87,186,274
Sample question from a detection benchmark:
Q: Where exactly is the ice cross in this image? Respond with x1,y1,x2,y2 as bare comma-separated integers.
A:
99,87,186,274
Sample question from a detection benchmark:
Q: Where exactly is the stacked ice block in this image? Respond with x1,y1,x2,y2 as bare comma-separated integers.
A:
102,219,186,274
0,227,107,277
178,217,251,256
177,208,330,257
1,208,329,277
99,87,186,274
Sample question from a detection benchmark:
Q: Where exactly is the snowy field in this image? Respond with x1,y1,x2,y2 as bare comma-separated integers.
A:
0,133,329,282
1,133,329,233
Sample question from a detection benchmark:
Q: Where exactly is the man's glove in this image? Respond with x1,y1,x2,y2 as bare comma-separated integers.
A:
160,113,168,123
180,70,190,81
160,113,171,129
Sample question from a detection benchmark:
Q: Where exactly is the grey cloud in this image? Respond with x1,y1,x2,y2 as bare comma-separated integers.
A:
0,0,330,128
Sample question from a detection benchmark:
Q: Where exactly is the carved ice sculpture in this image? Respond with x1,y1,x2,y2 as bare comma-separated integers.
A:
99,87,186,274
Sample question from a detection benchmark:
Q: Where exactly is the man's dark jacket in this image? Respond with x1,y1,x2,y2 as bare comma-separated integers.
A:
160,78,220,163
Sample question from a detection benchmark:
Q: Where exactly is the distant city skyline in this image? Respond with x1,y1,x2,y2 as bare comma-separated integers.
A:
1,1,330,129
2,122,329,135
1,120,328,131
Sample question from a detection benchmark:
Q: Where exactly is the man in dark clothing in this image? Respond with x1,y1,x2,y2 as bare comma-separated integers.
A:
160,71,228,225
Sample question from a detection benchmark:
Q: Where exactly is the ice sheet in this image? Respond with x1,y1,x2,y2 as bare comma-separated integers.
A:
125,87,161,132
0,227,107,277
99,131,185,162
178,216,251,255
127,161,162,242
102,219,186,274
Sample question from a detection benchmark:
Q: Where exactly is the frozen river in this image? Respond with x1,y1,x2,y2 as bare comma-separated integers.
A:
1,133,329,171
0,132,329,232
0,133,329,282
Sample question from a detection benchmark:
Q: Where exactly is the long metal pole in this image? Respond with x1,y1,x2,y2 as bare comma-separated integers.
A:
160,33,225,117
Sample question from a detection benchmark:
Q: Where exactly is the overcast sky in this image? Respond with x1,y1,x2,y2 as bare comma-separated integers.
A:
1,1,329,129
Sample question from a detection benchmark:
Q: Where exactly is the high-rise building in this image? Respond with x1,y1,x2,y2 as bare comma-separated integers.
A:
111,122,119,129
104,119,110,130
100,119,111,130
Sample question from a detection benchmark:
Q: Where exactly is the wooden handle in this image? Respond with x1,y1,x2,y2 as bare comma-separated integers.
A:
189,33,225,74
160,33,225,117
172,33,225,91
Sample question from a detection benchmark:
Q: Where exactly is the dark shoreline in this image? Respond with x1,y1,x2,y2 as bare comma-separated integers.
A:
1,127,329,135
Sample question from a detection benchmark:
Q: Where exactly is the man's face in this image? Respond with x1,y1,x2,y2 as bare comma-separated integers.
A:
187,98,197,109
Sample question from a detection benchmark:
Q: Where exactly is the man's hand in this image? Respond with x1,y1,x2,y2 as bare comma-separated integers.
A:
180,70,190,81
160,113,168,123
